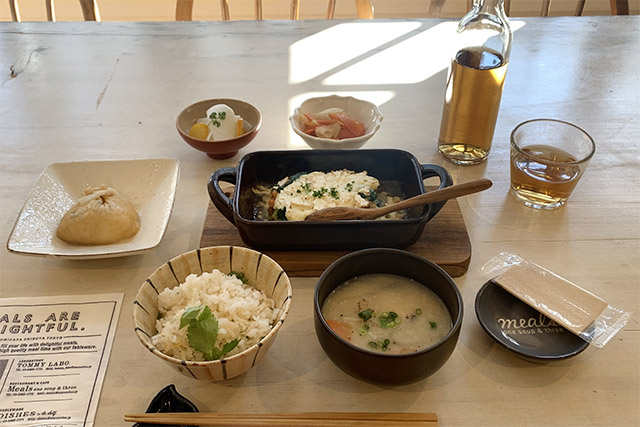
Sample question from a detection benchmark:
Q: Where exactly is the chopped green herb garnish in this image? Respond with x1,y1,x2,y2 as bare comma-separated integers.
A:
230,271,248,283
358,324,370,336
415,308,422,315
368,338,392,352
358,309,373,321
379,311,399,329
303,182,312,193
209,111,227,128
380,320,395,328
329,187,339,199
430,321,437,329
179,305,240,361
312,187,328,198
345,182,353,192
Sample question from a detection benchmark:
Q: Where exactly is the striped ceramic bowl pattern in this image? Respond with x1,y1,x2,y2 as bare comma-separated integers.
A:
133,246,292,381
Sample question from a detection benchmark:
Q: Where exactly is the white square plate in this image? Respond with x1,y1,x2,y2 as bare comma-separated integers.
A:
7,158,180,259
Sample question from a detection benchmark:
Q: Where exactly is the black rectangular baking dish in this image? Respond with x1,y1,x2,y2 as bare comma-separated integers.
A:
207,149,452,251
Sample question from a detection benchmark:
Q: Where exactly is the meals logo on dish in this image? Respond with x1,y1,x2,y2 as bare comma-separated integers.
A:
0,311,83,336
497,313,565,335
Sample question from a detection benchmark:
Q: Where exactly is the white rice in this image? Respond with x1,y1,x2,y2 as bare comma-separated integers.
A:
151,269,279,361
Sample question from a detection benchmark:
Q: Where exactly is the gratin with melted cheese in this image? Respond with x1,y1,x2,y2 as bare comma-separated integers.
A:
252,170,403,221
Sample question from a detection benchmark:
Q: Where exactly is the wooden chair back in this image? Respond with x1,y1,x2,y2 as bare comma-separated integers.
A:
175,0,376,20
354,0,375,19
8,0,100,21
465,0,629,16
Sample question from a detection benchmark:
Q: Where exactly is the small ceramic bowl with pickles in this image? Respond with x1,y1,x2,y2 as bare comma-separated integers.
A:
176,98,261,159
289,95,383,150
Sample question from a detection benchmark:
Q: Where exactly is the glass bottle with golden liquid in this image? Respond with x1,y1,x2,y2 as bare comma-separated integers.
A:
437,0,512,165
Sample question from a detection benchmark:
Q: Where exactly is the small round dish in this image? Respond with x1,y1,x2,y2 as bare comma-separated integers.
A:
176,98,261,159
475,280,589,362
289,95,382,149
131,384,198,427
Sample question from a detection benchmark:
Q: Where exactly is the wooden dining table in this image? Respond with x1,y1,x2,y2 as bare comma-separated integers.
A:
1,15,639,426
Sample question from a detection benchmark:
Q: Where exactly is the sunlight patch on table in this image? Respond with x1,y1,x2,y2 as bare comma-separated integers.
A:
510,20,526,32
287,91,395,148
288,22,421,84
322,22,456,85
321,20,525,86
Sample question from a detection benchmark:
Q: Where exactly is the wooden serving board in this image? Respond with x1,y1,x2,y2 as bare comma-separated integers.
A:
199,199,471,278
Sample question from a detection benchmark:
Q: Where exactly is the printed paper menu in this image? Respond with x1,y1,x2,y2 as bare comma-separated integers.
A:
0,294,122,427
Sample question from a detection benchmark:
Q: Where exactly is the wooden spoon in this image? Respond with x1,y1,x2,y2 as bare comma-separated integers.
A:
304,178,492,221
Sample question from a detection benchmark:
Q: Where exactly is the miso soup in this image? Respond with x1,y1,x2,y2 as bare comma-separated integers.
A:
321,274,452,354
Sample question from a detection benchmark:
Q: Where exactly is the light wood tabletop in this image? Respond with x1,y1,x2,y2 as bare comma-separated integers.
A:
1,16,639,426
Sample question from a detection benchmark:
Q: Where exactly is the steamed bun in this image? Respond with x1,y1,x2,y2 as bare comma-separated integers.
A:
56,185,140,245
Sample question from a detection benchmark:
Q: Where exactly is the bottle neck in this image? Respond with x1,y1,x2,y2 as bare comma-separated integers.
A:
472,0,505,15
460,0,512,60
474,0,504,7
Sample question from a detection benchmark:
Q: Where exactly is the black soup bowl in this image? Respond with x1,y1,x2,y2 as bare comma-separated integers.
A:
207,149,452,251
314,248,463,385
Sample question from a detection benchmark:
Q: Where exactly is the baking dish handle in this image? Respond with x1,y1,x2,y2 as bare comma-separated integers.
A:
207,167,237,225
420,164,453,220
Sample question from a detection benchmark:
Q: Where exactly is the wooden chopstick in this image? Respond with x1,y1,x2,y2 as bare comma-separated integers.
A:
124,412,439,426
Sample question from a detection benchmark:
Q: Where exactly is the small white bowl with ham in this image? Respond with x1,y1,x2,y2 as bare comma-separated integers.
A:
290,95,383,149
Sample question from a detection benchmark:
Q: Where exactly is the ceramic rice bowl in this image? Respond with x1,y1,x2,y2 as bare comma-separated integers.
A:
133,246,292,381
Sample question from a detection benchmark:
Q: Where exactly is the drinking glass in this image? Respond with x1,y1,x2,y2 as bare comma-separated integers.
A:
510,119,595,210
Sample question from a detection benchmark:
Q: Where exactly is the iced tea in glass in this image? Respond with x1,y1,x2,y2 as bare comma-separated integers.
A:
510,119,595,210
